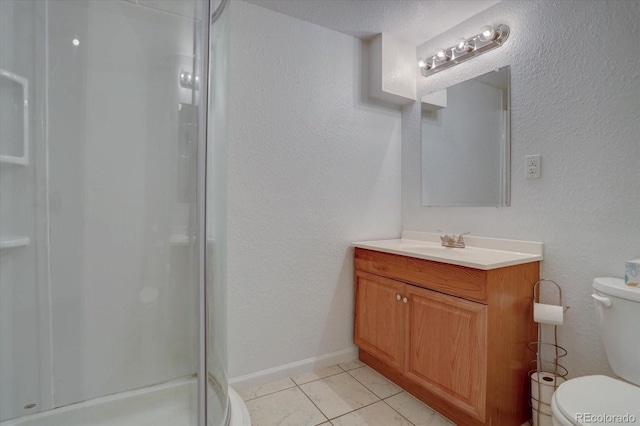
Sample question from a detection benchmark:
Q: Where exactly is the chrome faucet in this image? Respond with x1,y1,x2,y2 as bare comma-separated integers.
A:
439,231,470,248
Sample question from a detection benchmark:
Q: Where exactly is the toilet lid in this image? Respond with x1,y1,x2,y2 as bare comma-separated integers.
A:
554,375,640,425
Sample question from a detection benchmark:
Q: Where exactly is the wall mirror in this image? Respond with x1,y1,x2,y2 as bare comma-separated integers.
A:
421,66,510,207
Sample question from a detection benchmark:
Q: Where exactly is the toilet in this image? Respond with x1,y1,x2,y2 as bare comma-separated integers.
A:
551,278,640,425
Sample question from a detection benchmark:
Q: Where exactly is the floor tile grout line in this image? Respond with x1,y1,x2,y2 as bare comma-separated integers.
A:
326,399,384,422
338,366,356,373
347,373,388,400
355,368,406,395
330,368,416,423
294,382,331,425
346,366,404,400
352,364,454,424
240,362,362,403
242,362,425,424
338,362,365,373
344,366,367,377
381,397,419,426
237,381,297,402
242,361,452,425
295,367,385,422
383,394,457,426
293,367,348,386
335,362,445,425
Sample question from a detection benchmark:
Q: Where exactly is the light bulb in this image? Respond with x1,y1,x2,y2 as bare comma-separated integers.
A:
453,38,472,54
418,59,432,71
435,48,450,62
479,25,496,42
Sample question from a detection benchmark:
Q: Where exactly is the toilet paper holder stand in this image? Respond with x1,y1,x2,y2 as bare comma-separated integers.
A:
528,279,569,426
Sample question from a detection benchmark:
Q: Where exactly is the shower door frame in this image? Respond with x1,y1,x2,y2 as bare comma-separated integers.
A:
196,1,211,425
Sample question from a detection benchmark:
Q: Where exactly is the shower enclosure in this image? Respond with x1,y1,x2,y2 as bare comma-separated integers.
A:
0,0,241,424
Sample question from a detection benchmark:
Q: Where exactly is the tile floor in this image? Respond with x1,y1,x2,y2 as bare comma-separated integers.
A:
236,359,455,426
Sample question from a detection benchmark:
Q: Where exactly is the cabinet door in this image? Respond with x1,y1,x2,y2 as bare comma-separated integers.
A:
404,285,488,422
354,270,405,370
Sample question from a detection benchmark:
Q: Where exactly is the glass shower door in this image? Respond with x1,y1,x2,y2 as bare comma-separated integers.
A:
0,1,230,425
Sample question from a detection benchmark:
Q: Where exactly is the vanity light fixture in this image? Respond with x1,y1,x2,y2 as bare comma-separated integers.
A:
418,24,510,77
180,71,199,90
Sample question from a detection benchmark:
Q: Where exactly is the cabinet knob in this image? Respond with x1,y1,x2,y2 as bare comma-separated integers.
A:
403,297,408,304
396,294,401,301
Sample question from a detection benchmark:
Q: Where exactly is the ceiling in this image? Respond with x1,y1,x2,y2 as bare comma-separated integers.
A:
243,0,500,47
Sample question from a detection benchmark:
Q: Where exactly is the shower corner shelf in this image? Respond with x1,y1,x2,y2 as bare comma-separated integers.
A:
0,156,28,166
0,236,30,250
169,234,194,246
0,68,29,166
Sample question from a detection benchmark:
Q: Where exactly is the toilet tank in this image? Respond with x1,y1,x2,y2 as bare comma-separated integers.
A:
592,277,640,386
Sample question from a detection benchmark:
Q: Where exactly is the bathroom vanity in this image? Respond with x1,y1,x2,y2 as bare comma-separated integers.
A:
353,232,543,426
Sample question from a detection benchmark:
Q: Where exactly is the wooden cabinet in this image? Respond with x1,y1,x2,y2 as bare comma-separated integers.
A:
354,248,539,426
405,284,488,421
354,271,405,370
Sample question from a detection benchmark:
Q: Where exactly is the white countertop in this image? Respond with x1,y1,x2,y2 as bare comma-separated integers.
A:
353,231,543,270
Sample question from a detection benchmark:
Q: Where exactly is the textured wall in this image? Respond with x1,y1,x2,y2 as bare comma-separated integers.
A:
403,0,640,378
227,1,402,378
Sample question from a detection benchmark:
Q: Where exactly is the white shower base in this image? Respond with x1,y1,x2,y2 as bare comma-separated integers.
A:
1,377,250,426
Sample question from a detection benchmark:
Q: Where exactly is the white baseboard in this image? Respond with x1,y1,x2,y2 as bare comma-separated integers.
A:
229,346,359,391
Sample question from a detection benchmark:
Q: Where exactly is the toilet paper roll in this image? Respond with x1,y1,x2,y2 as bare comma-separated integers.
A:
534,303,564,326
531,372,566,426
